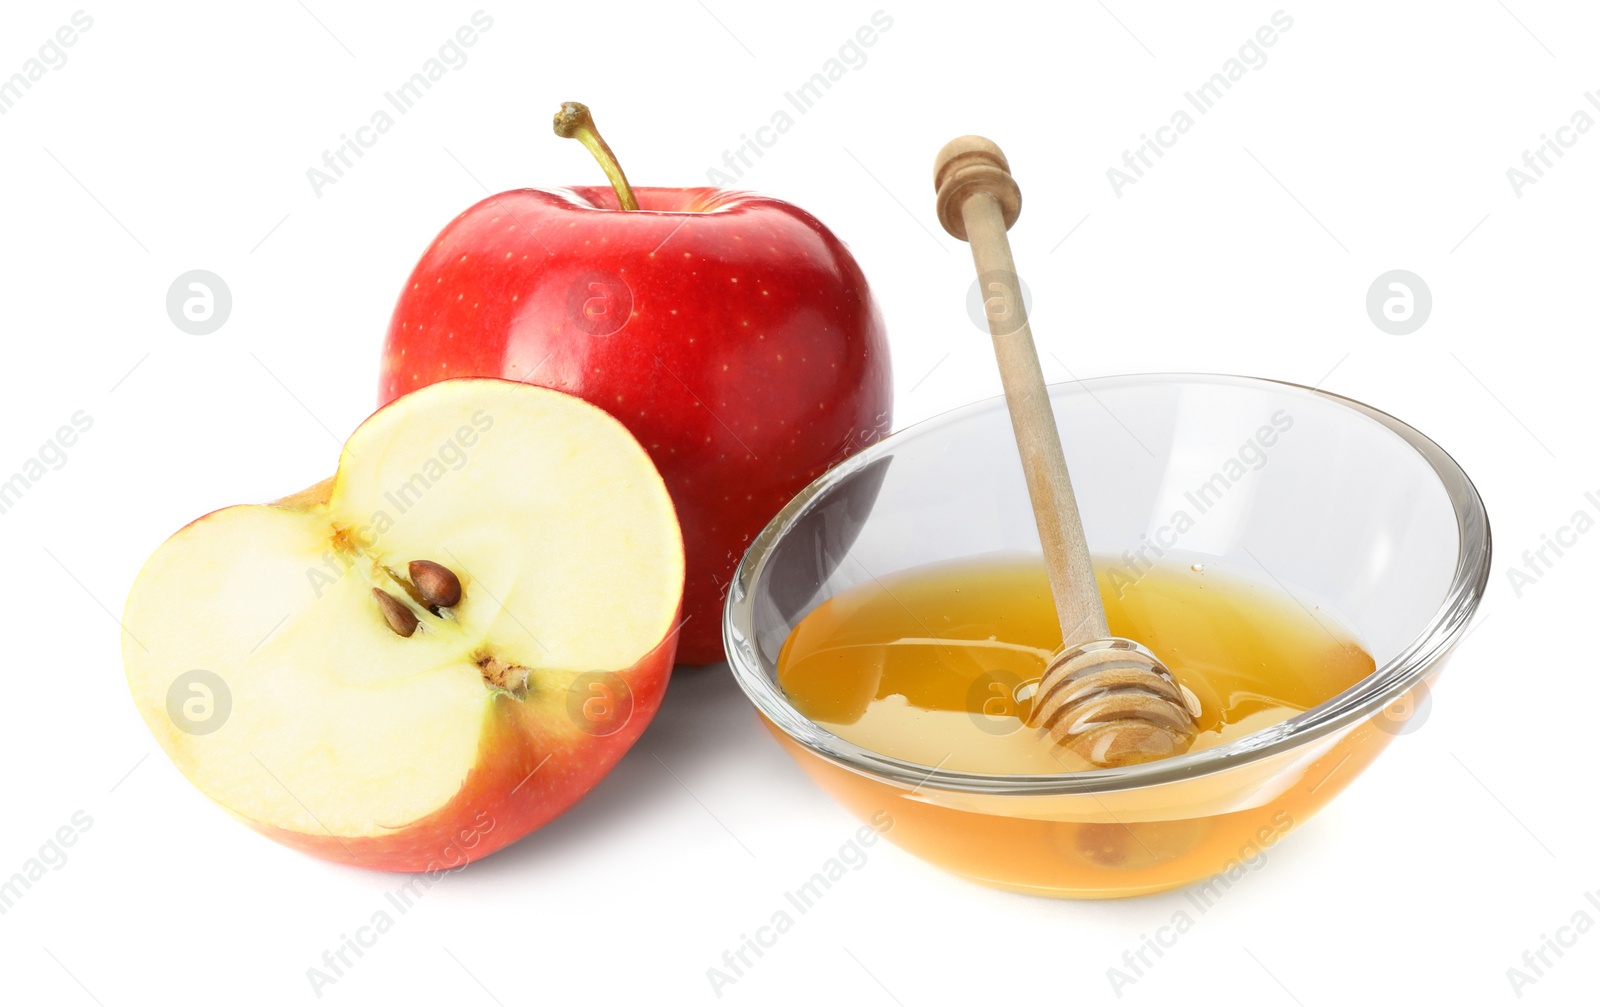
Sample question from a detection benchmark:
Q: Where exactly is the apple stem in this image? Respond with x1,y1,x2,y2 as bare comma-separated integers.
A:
553,102,639,211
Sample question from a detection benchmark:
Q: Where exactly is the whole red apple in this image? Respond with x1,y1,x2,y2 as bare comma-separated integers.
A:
380,103,891,663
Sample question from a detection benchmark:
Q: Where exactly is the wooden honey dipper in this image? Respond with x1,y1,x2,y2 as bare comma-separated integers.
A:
933,136,1200,768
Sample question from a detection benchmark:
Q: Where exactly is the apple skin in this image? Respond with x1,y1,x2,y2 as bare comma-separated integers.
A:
253,630,679,872
380,186,892,664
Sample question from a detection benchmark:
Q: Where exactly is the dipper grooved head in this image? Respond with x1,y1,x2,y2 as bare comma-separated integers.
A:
933,135,1022,240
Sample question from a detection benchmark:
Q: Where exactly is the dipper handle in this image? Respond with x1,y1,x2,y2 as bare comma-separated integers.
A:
933,136,1109,648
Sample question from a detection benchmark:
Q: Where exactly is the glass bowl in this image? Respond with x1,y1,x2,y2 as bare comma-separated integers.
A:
723,373,1490,898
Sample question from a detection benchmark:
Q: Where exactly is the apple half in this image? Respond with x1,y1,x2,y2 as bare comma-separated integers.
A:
123,379,684,871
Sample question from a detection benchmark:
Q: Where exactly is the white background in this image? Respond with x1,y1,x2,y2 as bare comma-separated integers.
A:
1,1,1596,1003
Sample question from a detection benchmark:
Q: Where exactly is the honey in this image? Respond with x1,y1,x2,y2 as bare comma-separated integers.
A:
770,554,1390,897
779,555,1375,774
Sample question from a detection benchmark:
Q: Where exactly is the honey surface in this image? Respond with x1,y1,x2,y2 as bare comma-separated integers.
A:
777,555,1375,774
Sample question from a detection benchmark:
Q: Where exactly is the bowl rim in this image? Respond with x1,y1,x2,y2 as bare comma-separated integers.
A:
722,372,1492,795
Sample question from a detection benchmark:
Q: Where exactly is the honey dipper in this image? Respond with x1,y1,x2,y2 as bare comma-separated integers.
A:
932,136,1199,768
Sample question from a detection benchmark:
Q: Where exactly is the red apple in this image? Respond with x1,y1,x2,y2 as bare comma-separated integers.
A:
379,103,892,664
123,379,685,870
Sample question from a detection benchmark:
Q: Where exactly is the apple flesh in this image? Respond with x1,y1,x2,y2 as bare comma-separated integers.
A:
122,379,684,871
380,182,891,664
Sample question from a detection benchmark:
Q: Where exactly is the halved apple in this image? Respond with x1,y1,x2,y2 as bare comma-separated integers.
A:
123,379,684,871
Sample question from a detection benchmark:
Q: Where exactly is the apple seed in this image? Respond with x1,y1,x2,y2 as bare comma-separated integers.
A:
409,559,462,608
372,587,419,638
